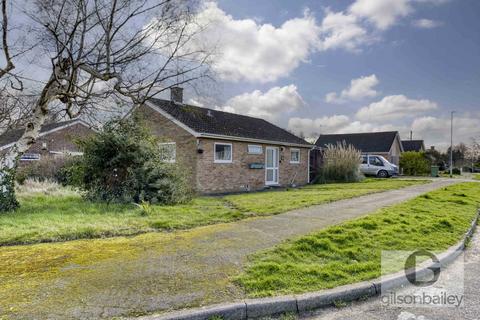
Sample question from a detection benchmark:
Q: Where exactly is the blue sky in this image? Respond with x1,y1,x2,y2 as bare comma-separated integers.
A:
187,0,480,149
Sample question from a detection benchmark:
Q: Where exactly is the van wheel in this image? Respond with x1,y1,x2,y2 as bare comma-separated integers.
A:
377,170,389,178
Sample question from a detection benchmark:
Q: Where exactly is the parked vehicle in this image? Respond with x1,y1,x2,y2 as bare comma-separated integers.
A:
360,154,398,178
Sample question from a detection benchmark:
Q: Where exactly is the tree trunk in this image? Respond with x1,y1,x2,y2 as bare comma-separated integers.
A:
0,80,55,211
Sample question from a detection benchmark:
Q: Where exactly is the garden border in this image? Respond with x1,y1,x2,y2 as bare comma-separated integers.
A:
139,210,479,320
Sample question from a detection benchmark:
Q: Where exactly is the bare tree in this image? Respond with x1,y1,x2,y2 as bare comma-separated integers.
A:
0,0,211,211
0,93,32,133
465,138,480,172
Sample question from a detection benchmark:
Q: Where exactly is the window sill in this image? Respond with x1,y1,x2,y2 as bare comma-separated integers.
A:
214,160,233,164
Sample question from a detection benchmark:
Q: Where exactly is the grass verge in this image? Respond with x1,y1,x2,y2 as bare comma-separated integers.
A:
236,182,480,297
0,179,427,246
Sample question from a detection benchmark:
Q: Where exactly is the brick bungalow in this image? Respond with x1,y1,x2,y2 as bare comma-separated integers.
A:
136,88,313,194
0,119,94,162
315,131,404,166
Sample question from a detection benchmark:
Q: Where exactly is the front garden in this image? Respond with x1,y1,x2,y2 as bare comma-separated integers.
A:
0,178,426,246
236,182,480,297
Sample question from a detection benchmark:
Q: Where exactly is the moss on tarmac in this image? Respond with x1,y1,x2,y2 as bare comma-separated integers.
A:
0,224,246,319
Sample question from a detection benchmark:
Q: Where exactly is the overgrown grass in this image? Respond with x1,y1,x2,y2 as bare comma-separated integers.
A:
236,182,480,297
474,174,480,181
0,179,427,246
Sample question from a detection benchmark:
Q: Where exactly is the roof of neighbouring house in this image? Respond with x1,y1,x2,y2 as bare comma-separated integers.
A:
401,140,425,152
0,119,87,149
147,99,312,147
315,131,401,153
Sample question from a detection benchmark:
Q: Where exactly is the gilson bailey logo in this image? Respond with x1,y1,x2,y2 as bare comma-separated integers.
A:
380,250,464,308
405,250,441,287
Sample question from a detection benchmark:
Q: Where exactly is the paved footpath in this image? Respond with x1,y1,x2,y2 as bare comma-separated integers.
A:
1,180,462,319
301,226,480,320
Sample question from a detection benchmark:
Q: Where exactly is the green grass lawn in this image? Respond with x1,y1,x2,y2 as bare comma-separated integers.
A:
236,182,480,297
0,179,427,246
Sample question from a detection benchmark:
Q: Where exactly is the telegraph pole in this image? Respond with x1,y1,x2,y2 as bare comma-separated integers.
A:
450,111,455,178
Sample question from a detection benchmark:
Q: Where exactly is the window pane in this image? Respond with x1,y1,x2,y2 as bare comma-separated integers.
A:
369,156,383,166
266,149,274,166
291,150,300,162
159,143,176,162
20,153,41,161
248,145,262,154
215,144,232,161
266,169,274,181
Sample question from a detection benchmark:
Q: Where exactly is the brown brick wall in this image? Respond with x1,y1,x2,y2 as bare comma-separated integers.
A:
136,104,198,184
29,123,93,154
196,138,310,193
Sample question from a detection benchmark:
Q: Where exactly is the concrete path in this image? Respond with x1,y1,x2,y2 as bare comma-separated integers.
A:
1,179,461,319
301,226,480,320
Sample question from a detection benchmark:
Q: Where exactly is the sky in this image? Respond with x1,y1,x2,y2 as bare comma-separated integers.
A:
183,0,480,150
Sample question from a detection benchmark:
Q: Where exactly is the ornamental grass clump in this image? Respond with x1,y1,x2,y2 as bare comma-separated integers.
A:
317,141,363,183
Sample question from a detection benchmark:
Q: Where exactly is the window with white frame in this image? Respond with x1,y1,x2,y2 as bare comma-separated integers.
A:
158,142,176,163
290,148,300,163
214,143,232,163
20,153,41,161
247,144,262,154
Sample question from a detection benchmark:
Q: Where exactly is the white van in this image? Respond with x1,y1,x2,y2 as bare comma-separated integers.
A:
361,154,398,178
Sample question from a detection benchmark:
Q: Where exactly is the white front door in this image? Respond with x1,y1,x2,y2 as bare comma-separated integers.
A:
265,147,279,185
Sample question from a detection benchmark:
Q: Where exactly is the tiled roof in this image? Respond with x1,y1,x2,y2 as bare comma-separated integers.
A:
315,131,400,153
0,120,80,148
149,99,311,146
402,140,425,152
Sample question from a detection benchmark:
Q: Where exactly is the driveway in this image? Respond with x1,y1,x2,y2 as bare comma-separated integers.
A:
301,226,480,320
0,179,460,319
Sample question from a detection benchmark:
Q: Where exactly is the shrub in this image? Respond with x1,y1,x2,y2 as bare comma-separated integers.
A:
400,152,430,176
316,142,363,183
452,168,461,175
56,156,85,187
72,116,192,204
16,156,73,184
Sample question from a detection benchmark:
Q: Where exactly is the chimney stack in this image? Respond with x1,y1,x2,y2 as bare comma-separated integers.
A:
170,87,183,104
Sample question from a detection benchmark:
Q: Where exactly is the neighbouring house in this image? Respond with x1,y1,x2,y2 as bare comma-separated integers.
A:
0,119,94,163
135,87,313,194
401,140,426,152
315,131,404,166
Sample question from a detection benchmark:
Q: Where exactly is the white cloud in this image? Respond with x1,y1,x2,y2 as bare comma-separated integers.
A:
412,19,443,29
326,74,379,104
356,95,438,122
194,2,321,83
185,1,450,83
218,85,305,122
287,115,402,139
349,0,412,30
187,98,205,107
319,10,369,52
288,115,350,137
411,115,480,149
